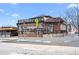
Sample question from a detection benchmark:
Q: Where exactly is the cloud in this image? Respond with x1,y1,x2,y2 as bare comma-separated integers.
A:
5,13,20,18
10,3,18,5
11,13,20,17
67,4,79,8
5,13,10,15
0,9,5,13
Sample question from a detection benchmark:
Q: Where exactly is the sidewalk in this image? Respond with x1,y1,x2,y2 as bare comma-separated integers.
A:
0,37,18,41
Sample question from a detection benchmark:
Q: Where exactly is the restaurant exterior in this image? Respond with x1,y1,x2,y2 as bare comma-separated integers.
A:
17,15,67,37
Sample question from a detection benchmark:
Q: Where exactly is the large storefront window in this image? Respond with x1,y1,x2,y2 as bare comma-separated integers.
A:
48,23,53,33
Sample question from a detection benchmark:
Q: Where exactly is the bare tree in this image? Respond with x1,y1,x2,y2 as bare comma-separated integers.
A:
65,5,78,24
64,4,79,35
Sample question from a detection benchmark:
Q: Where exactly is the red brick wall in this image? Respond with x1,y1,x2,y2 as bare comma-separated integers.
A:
18,33,43,37
53,23,61,33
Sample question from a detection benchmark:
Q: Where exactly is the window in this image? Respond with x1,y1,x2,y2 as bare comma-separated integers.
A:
18,25,22,31
48,23,53,33
22,26,27,29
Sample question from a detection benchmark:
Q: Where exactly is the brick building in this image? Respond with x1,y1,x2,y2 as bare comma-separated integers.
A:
17,15,67,37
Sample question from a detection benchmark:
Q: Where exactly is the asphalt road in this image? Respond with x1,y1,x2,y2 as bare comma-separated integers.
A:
0,42,78,55
0,34,79,55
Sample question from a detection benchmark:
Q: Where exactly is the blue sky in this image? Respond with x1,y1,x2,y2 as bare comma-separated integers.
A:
0,3,77,26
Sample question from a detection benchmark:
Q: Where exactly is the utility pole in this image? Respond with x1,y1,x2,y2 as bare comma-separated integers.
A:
77,3,79,36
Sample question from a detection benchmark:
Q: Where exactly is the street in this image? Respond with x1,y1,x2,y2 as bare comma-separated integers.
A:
0,34,79,55
0,42,79,55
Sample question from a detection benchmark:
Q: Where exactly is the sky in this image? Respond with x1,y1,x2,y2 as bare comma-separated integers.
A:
0,3,78,26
